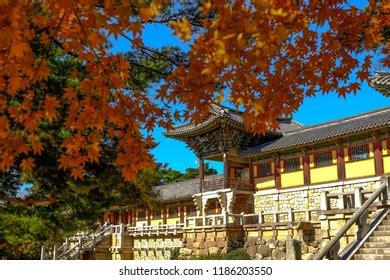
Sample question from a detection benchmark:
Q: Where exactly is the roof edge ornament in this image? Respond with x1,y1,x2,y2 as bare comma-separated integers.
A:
369,71,390,96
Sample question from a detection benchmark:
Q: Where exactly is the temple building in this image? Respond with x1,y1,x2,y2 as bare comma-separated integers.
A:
42,77,390,260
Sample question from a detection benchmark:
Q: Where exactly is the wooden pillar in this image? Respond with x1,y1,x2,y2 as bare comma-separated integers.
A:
118,209,122,224
374,140,384,176
337,144,345,181
199,156,204,192
127,210,131,225
223,152,229,188
303,153,310,186
249,158,254,191
274,154,281,189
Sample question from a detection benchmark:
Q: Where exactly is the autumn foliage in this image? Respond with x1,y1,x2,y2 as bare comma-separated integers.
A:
0,0,388,181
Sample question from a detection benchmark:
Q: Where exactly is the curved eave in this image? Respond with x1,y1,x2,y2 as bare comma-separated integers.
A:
369,74,390,96
164,115,244,139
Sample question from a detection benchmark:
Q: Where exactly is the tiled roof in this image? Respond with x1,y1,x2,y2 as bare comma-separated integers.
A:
369,72,390,96
165,103,303,137
152,174,223,202
241,107,390,157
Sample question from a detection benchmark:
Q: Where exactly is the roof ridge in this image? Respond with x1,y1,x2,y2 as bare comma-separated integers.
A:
285,106,390,136
153,174,223,189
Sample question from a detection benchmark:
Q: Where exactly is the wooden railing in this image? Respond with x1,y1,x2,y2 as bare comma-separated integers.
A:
315,176,390,260
203,176,252,192
320,187,377,211
41,224,113,260
126,222,185,237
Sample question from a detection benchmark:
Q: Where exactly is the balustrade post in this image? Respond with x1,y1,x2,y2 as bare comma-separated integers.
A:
258,211,263,224
157,222,160,235
355,210,370,240
305,210,311,221
320,191,329,210
53,245,57,260
337,194,345,209
223,211,229,225
273,212,278,223
240,212,244,225
354,187,363,207
328,242,340,260
78,236,82,252
202,215,206,226
287,208,293,222
40,245,45,260
65,238,69,251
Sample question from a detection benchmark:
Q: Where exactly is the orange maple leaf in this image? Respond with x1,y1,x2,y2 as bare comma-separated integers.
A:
20,158,35,172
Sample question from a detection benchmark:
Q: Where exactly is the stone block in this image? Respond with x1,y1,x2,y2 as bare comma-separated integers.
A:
268,239,279,249
246,245,257,258
257,245,271,257
217,241,228,247
308,246,318,254
193,242,200,249
208,247,220,256
254,253,263,260
302,253,314,260
301,243,308,254
180,248,192,256
286,239,301,260
272,249,286,260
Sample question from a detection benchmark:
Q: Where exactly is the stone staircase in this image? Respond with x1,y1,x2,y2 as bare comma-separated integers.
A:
354,214,390,260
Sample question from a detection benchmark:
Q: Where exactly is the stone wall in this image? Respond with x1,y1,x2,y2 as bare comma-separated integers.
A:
254,179,379,218
243,237,321,260
133,236,183,260
179,226,244,259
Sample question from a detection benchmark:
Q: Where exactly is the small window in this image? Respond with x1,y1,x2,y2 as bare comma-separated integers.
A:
152,210,161,219
137,211,146,221
186,205,197,216
315,152,332,167
285,158,300,172
168,207,178,218
258,162,272,177
350,145,368,161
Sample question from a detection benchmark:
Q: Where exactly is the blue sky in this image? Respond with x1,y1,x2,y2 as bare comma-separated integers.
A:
112,9,390,174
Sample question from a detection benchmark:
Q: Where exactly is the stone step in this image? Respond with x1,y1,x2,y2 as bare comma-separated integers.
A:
354,254,390,260
372,231,390,237
363,242,390,248
369,236,390,242
358,248,390,254
378,225,390,231
382,220,390,225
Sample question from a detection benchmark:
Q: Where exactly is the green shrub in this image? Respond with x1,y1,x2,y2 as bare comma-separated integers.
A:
223,249,251,260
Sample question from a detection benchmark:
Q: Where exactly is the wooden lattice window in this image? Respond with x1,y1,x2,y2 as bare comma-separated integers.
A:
168,207,179,218
315,152,332,167
285,158,300,172
349,144,368,161
186,205,197,216
152,210,161,219
258,162,272,177
137,210,146,221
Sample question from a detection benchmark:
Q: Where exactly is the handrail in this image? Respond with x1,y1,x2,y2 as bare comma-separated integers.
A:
315,177,389,260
